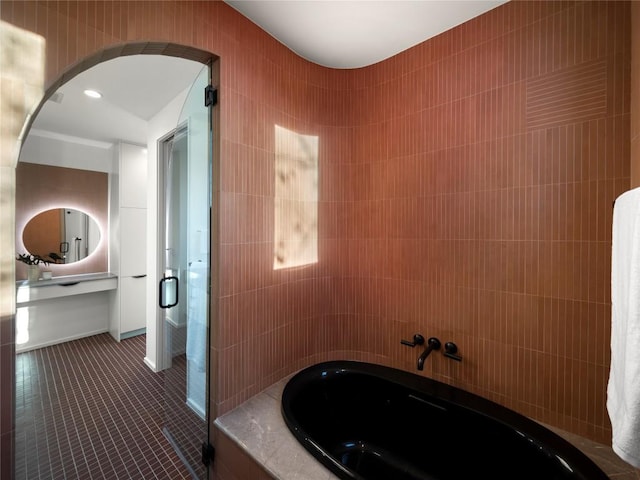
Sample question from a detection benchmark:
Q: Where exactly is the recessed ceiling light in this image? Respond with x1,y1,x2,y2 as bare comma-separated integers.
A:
83,89,102,99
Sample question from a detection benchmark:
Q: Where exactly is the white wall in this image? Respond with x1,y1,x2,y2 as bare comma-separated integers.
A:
20,131,113,172
144,86,190,372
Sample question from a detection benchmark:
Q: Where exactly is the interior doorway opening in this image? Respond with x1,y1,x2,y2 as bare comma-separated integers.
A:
14,43,218,479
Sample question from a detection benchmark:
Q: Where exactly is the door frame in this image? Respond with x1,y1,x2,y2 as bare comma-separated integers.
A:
157,62,214,478
156,126,185,372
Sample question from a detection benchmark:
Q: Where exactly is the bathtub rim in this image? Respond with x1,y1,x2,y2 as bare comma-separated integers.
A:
281,360,610,480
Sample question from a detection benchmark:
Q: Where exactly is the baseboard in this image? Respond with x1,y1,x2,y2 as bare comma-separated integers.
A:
144,356,158,372
16,328,109,353
120,327,146,340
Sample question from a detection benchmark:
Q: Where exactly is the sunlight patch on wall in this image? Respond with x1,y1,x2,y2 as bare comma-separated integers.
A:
0,21,44,329
273,125,318,270
0,21,45,164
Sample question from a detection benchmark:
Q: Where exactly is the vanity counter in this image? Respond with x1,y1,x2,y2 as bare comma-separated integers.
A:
16,272,117,304
15,272,118,352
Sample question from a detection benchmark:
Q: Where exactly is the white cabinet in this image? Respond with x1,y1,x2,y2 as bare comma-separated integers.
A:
109,142,148,340
120,276,147,333
120,143,148,208
120,208,147,276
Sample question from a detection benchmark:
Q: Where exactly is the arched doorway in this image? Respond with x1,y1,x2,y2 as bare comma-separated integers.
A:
14,43,219,479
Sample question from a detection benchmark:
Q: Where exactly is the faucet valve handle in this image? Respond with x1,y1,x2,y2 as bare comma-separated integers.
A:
401,334,425,347
444,341,462,361
427,337,441,350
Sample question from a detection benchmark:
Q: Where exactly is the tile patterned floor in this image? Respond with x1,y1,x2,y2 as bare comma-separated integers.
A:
15,334,192,480
163,327,208,480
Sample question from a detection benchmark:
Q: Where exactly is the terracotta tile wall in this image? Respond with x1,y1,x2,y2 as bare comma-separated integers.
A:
212,429,272,480
329,1,630,444
215,10,333,413
0,3,632,478
0,13,46,480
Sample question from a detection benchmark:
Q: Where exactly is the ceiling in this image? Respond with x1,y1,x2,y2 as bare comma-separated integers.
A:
29,55,205,147
225,0,507,69
27,1,506,149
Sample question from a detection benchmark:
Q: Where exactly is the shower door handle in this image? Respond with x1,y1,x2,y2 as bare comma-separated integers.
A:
159,276,179,309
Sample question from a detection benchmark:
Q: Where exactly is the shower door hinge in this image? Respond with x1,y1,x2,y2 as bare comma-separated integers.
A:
201,442,215,467
204,85,217,107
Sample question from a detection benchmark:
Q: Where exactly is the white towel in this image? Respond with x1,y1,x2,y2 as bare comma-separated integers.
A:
608,187,640,468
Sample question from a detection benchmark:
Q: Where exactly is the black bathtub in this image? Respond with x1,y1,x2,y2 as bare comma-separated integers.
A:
281,361,609,480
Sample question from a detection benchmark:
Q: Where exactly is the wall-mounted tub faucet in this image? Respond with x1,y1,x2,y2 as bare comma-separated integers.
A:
401,334,441,370
417,337,441,370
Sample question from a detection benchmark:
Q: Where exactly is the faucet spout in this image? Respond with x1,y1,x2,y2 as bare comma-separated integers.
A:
417,337,441,370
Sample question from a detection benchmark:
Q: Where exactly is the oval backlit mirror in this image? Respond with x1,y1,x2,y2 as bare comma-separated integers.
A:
23,208,101,264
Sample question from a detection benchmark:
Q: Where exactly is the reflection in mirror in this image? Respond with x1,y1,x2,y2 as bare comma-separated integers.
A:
23,208,101,264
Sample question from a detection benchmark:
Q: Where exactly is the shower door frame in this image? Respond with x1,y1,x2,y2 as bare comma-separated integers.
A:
155,61,215,477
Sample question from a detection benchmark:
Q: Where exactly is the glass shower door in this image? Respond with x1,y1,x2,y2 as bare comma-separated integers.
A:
160,64,212,479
